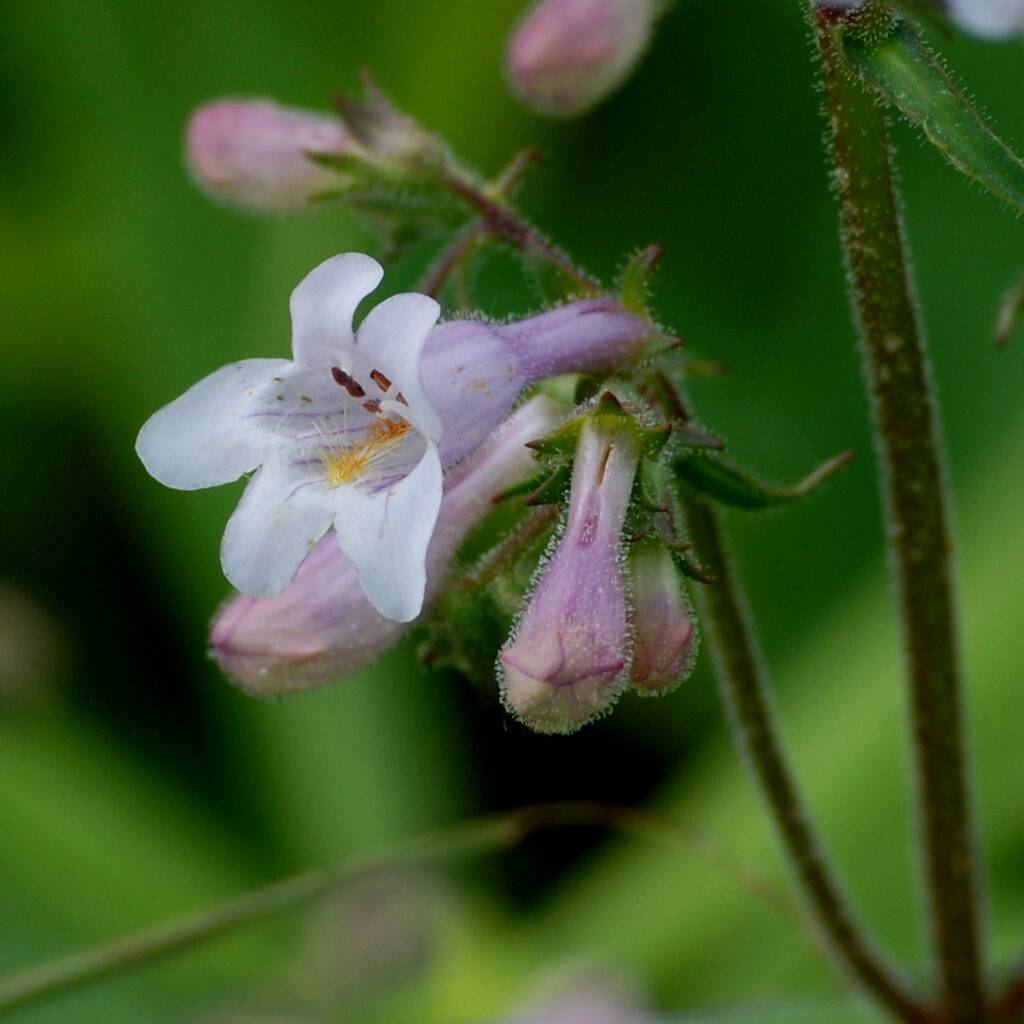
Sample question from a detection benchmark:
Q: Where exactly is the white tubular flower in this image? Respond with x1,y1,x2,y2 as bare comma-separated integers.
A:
136,252,443,623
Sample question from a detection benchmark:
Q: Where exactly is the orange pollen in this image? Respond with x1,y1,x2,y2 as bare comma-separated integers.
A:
319,417,412,487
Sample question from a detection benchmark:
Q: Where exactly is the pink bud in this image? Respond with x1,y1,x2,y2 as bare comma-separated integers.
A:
499,415,639,733
506,0,657,117
212,396,563,695
186,99,357,211
627,539,696,694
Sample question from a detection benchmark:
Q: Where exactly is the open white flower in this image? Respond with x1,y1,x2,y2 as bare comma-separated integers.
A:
136,252,443,623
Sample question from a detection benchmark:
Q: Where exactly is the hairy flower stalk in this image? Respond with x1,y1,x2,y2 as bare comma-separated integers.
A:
137,252,649,624
815,13,984,1022
213,395,565,695
499,414,639,733
681,495,928,1024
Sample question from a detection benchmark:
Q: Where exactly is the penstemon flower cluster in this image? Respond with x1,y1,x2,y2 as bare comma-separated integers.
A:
122,0,1024,1020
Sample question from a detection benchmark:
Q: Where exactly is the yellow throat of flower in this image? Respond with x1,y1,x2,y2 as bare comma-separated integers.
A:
319,417,412,487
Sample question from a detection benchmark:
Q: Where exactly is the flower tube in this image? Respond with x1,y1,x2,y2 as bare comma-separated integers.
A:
212,395,564,696
499,413,639,733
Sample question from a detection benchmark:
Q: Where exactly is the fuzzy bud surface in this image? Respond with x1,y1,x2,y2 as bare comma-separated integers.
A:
627,538,695,694
499,414,639,733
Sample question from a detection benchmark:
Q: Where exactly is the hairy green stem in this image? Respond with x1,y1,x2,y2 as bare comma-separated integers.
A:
814,12,984,1022
681,495,929,1024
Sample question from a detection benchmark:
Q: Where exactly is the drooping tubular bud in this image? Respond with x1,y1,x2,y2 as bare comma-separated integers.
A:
186,99,357,211
212,395,564,695
506,0,658,117
499,412,639,733
627,538,696,695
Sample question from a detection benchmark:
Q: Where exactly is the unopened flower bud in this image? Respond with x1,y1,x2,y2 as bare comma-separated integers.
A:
186,99,356,211
499,414,639,733
506,0,657,117
627,538,695,694
212,395,564,695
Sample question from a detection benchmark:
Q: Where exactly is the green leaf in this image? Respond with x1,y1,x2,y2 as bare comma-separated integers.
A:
674,450,855,511
841,19,1024,213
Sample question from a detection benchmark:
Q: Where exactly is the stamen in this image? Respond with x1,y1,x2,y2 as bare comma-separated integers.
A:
330,366,366,398
319,418,413,487
370,368,392,392
363,398,381,414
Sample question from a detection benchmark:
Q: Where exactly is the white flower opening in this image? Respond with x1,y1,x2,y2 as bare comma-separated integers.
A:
136,252,443,623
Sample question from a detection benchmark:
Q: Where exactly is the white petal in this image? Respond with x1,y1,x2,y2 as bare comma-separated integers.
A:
220,465,334,597
331,445,443,621
136,358,291,489
290,252,384,366
948,0,1024,36
354,292,443,441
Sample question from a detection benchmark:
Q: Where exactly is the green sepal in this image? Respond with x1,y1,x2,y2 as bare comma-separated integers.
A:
525,416,583,459
523,463,573,507
636,458,670,513
619,244,662,316
841,19,1024,213
674,449,855,511
668,542,714,586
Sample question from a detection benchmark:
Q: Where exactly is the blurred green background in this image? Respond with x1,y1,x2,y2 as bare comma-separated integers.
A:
3,0,1024,1020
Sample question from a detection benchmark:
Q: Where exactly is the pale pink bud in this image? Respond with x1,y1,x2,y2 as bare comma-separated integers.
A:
627,538,695,694
212,395,564,695
186,99,357,211
499,414,639,733
506,0,657,117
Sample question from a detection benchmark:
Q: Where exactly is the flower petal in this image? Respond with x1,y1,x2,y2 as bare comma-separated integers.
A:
220,465,334,596
354,291,443,441
331,445,443,621
136,358,292,489
289,252,384,366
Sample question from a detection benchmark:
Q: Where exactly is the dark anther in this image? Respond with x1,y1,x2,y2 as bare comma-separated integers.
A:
331,366,366,398
370,368,392,392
